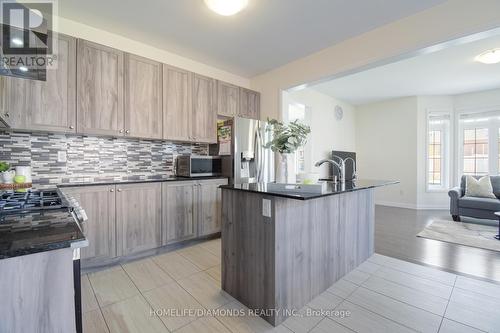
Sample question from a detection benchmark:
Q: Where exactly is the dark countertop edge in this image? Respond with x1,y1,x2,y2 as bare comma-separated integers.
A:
57,176,228,188
0,236,87,260
220,181,400,200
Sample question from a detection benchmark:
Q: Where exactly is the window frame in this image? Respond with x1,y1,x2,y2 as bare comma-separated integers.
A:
457,108,500,183
425,110,451,192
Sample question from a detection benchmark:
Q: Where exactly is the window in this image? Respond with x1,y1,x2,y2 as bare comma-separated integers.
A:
428,130,442,185
426,113,450,191
462,128,488,176
286,103,308,173
458,110,500,180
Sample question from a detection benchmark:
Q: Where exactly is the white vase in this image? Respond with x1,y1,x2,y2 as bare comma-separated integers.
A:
277,153,296,184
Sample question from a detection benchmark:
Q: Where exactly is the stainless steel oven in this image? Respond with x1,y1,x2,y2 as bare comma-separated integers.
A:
176,155,222,177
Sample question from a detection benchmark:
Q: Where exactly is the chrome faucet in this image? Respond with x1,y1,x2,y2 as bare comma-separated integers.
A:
314,158,346,183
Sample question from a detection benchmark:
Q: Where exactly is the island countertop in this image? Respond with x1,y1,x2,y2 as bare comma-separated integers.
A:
220,179,398,200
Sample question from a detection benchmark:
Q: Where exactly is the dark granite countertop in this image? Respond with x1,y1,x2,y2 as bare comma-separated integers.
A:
57,176,228,188
0,210,87,259
220,179,399,200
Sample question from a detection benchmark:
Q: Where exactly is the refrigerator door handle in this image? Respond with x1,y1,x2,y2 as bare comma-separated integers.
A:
256,125,265,183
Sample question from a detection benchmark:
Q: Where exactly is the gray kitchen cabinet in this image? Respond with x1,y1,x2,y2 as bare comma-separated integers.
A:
77,39,124,136
163,64,192,141
62,185,116,262
239,88,261,120
116,183,162,256
0,34,77,132
162,181,197,245
124,54,162,139
197,178,228,236
217,81,239,117
162,179,227,244
192,73,217,143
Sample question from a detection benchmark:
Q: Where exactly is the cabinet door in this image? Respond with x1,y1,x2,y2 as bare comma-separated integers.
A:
77,39,124,136
162,181,196,245
192,74,217,143
62,185,116,262
239,88,260,120
124,54,162,139
163,65,191,141
217,81,239,117
0,34,77,132
197,179,228,236
116,183,162,256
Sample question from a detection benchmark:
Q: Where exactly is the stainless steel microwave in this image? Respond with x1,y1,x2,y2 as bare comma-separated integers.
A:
176,155,222,177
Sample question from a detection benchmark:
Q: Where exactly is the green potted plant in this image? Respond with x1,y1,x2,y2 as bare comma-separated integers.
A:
0,161,14,184
264,118,311,183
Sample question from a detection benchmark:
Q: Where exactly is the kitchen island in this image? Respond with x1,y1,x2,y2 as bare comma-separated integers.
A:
220,179,397,326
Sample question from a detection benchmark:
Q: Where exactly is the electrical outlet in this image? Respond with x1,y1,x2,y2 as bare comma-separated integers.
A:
262,199,272,217
57,151,67,163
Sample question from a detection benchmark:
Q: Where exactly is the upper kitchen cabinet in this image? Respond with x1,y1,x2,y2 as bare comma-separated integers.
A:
217,81,240,117
239,88,261,120
192,73,217,143
124,54,162,139
0,34,77,132
163,65,192,141
77,39,124,136
116,183,162,256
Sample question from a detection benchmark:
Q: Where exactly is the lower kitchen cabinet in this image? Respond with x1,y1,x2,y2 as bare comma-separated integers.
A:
116,183,162,256
162,181,197,245
198,178,228,236
63,178,227,266
162,178,228,245
62,185,116,262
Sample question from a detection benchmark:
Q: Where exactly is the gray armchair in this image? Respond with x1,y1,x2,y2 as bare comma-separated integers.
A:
448,175,500,221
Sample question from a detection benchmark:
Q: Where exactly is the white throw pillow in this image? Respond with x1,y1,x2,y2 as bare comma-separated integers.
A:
465,175,497,199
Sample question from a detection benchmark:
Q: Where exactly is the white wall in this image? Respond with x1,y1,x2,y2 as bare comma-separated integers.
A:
57,17,250,88
355,97,418,208
454,88,500,112
250,0,500,121
286,89,356,178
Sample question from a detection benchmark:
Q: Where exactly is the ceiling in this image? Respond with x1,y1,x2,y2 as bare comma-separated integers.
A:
58,0,444,77
312,33,500,105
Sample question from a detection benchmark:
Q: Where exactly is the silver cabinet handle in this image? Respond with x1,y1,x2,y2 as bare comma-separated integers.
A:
119,129,124,133
126,130,130,134
69,125,74,129
117,188,122,192
110,189,114,192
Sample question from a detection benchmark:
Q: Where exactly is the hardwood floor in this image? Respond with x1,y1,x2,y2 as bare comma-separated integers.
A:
374,205,500,282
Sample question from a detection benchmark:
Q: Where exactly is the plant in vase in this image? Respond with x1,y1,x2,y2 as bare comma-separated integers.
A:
264,118,311,184
0,161,14,184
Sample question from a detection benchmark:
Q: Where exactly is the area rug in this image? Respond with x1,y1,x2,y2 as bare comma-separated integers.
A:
417,220,500,252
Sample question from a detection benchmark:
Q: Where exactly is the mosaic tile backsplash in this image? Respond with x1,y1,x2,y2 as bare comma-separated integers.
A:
0,131,208,187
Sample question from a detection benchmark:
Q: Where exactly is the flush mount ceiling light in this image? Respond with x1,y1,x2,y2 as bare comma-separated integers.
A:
204,0,248,16
475,49,500,64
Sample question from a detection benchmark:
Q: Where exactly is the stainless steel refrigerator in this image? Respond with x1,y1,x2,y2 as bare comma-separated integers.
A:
218,117,275,184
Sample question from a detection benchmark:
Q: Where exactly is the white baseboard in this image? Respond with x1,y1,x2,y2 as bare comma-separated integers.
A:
375,201,448,210
375,201,418,209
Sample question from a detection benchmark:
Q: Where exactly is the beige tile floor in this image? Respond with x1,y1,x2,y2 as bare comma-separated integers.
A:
82,238,500,333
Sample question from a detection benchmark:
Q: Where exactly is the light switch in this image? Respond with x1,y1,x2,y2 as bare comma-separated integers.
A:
57,151,67,163
262,199,272,217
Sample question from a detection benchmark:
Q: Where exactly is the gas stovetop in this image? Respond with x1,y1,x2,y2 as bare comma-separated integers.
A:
0,189,70,215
